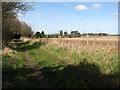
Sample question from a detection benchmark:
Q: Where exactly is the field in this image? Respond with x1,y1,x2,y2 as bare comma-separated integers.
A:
2,36,120,88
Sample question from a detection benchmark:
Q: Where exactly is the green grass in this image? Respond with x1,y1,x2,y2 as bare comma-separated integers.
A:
3,40,119,88
27,44,119,88
27,47,63,70
2,40,41,88
42,45,118,74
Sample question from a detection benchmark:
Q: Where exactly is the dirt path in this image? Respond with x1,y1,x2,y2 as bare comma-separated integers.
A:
23,51,51,88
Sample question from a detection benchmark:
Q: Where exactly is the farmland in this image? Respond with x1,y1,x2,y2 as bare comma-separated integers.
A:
2,1,119,89
2,36,119,88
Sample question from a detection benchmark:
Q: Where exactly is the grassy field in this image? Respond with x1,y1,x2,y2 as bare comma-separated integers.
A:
39,36,118,54
27,44,119,88
2,40,41,88
2,37,120,88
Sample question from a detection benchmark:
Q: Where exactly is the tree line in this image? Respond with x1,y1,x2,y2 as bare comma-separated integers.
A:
2,2,33,46
34,30,109,38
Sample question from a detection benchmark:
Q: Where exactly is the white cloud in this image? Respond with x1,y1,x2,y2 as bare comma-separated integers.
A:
24,21,29,24
18,19,34,27
19,20,23,22
37,13,52,16
30,0,36,2
93,4,101,8
17,12,24,17
19,20,29,25
112,12,118,16
37,13,41,16
75,4,88,10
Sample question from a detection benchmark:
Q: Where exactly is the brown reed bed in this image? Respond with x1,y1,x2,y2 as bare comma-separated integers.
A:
39,36,118,54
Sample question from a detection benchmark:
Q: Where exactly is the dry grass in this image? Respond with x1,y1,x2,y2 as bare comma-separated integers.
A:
40,36,118,54
21,36,118,54
2,47,17,56
20,37,40,42
20,36,119,74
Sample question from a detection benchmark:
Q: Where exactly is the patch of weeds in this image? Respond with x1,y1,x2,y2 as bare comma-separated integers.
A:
81,51,86,56
64,47,67,51
110,55,117,61
3,54,11,59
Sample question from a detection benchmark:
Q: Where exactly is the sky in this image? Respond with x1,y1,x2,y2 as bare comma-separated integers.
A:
17,2,118,34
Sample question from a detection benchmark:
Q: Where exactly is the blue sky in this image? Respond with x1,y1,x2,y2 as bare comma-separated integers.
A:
17,2,118,34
